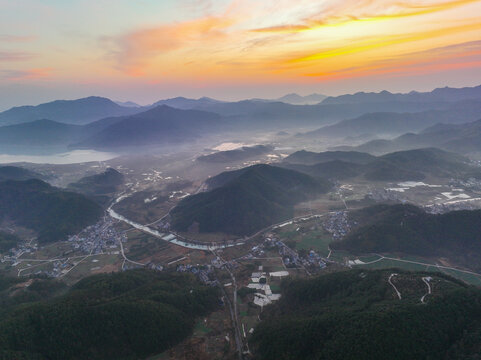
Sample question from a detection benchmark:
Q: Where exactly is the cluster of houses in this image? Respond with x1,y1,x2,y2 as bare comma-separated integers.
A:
68,218,124,255
1,242,37,265
176,263,218,286
449,177,481,191
322,211,351,240
248,267,287,308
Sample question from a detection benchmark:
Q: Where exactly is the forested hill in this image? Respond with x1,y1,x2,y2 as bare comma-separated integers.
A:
332,204,481,270
0,179,103,244
196,145,274,163
0,232,21,253
0,269,219,360
0,166,44,182
283,150,375,165
280,148,479,182
170,164,332,236
68,168,124,196
251,269,481,360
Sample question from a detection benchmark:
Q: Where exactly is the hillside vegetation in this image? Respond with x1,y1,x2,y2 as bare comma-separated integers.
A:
0,232,21,253
284,150,375,165
333,204,481,270
251,269,481,360
281,148,477,182
0,269,219,360
74,105,223,149
171,164,331,236
0,166,44,182
68,168,124,196
0,179,103,244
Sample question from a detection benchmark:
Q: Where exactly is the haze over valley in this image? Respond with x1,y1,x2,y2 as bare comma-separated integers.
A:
2,0,481,359
1,83,481,359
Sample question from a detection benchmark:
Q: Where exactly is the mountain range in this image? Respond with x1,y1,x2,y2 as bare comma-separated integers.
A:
283,150,376,165
337,118,481,155
296,99,481,140
150,96,225,110
322,84,481,104
0,105,224,151
73,105,223,150
0,96,141,126
274,93,327,105
0,84,479,153
280,148,479,182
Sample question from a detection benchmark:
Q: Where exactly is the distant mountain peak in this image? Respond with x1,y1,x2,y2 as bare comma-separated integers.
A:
0,96,142,126
275,93,327,105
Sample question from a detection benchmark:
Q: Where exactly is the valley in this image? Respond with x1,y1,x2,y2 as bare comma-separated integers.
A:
1,85,481,359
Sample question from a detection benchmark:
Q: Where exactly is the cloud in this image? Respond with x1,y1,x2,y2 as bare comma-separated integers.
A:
303,40,481,80
286,21,481,64
98,0,481,84
252,0,480,33
110,16,235,75
0,51,36,62
1,68,52,81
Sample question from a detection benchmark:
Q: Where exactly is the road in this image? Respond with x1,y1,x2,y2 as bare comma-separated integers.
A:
388,273,402,300
59,252,92,278
14,253,105,277
421,277,432,303
117,233,146,270
214,250,245,360
350,254,481,278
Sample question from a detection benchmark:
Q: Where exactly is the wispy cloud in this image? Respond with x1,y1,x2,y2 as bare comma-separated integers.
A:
108,16,235,75
286,21,481,64
253,0,481,33
1,68,51,80
304,40,481,80
0,51,36,62
2,0,478,93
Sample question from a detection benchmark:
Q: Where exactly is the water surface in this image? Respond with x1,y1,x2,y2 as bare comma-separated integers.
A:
0,150,118,164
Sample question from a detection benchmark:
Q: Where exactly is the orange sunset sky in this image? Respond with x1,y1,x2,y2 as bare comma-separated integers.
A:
0,0,480,109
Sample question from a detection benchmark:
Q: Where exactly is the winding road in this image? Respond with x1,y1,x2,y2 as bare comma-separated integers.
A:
421,277,432,304
388,273,402,300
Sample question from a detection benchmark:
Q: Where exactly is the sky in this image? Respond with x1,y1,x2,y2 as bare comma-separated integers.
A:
0,0,481,109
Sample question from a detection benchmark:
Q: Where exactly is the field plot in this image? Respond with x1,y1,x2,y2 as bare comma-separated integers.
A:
62,253,121,284
296,230,333,256
276,220,334,257
126,230,171,261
